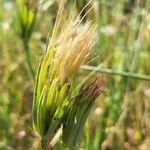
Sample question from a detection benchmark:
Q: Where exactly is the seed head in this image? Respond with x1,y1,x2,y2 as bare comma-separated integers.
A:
51,16,96,82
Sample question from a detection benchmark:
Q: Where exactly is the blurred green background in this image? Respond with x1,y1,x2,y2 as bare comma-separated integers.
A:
0,0,150,149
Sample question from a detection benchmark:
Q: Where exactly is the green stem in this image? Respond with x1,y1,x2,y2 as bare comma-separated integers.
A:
80,65,150,81
41,138,50,150
23,40,35,81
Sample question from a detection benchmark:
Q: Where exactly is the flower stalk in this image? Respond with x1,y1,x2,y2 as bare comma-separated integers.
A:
16,0,37,80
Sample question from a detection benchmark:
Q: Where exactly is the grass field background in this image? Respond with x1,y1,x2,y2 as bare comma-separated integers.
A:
0,0,150,149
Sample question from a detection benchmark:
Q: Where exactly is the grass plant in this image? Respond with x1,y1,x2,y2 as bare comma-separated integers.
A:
32,5,104,149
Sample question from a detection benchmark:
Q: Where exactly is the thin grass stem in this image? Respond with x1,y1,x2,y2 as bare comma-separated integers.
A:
23,40,35,81
80,65,150,81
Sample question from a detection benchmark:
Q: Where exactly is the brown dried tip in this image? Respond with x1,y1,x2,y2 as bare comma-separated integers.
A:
76,76,106,100
86,76,106,98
